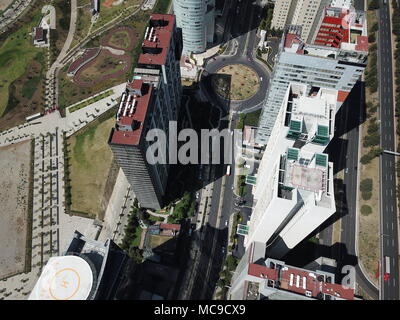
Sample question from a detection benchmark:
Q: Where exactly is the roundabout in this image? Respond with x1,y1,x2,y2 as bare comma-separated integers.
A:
201,48,270,113
212,64,260,101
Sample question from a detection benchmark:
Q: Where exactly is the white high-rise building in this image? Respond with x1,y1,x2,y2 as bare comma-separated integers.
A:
246,83,338,258
255,23,367,145
173,0,215,55
246,147,335,258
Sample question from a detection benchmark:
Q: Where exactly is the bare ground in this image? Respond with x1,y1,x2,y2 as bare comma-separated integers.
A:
0,140,31,279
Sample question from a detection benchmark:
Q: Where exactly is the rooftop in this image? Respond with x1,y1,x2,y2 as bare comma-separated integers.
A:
109,82,154,146
29,256,94,300
138,14,175,66
285,83,336,145
314,5,368,52
245,258,354,300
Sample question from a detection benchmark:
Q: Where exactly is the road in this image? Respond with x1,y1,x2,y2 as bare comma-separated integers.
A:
186,0,267,299
377,0,399,300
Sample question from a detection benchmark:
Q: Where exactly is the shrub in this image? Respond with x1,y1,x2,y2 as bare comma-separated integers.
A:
361,191,372,200
360,178,373,193
368,33,376,43
361,205,373,216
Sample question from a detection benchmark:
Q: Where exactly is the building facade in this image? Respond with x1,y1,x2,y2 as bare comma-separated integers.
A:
173,0,215,54
109,14,182,210
271,0,331,42
255,24,367,145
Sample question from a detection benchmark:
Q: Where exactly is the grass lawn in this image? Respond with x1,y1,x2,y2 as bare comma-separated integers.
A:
132,226,142,247
72,6,93,49
212,64,260,101
93,0,142,30
68,112,115,217
148,234,170,249
108,30,132,49
69,89,113,113
236,109,262,129
80,54,126,79
0,12,42,116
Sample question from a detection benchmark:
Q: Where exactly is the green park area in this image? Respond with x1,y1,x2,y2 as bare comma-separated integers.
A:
66,108,116,218
0,12,42,117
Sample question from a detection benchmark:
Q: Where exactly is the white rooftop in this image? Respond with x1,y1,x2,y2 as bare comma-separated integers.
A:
29,256,94,300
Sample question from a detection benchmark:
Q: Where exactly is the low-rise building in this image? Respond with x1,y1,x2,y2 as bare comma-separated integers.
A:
229,242,356,300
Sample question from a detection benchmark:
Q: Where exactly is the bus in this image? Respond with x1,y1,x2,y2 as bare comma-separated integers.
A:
26,112,42,122
226,165,231,176
385,256,390,275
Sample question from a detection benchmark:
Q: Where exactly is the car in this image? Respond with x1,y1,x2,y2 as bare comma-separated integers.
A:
225,221,228,227
384,273,390,281
244,164,251,169
260,77,263,81
345,168,348,174
221,245,226,254
195,192,200,199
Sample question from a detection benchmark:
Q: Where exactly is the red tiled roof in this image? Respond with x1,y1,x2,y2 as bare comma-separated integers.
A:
284,33,301,49
248,264,278,280
138,14,175,66
246,262,355,300
127,79,144,91
34,27,44,41
337,90,350,102
160,223,181,231
109,85,153,146
355,35,368,52
322,282,354,300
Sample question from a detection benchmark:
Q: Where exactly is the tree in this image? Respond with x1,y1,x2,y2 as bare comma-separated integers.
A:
361,205,373,216
226,255,238,272
368,0,380,10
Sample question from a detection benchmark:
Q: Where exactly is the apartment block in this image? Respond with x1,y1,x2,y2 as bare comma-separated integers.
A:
229,242,355,300
109,14,182,210
173,0,215,54
255,24,367,145
271,0,331,42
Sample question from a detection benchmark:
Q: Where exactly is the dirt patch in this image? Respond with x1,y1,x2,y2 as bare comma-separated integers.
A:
73,48,131,87
0,140,31,279
212,64,260,101
103,0,114,8
0,0,13,11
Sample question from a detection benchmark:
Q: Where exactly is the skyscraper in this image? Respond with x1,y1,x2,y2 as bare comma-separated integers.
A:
246,83,338,258
109,14,182,210
173,0,215,54
255,22,367,146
